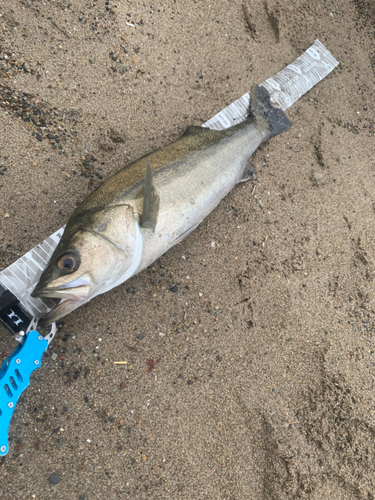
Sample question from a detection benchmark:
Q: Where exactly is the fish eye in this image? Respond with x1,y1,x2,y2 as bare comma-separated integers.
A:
57,254,78,273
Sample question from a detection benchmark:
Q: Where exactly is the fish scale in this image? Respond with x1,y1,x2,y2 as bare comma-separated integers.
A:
74,121,251,216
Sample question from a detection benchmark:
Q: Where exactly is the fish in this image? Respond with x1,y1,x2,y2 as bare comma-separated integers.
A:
31,85,292,325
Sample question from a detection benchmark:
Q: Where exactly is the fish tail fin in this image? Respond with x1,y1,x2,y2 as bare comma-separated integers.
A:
249,85,292,139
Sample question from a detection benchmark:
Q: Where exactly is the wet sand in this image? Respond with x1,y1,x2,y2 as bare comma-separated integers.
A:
1,0,375,498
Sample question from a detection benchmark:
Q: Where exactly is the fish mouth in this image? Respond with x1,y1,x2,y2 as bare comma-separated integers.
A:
32,285,91,326
32,284,91,301
38,297,82,326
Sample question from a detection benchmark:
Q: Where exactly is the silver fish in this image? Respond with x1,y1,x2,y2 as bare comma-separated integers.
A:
32,86,291,324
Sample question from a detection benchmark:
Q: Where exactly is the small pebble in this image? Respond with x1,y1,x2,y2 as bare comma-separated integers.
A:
48,473,60,485
171,285,178,293
51,352,57,361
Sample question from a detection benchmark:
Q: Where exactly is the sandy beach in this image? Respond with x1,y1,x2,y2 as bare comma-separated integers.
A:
1,0,375,498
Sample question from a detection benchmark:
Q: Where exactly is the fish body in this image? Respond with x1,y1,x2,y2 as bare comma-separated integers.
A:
32,86,292,324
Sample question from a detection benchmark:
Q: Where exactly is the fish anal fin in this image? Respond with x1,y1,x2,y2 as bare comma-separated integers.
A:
238,164,257,183
141,162,160,231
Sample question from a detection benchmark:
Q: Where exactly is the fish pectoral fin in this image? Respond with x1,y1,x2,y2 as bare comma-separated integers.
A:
238,164,257,183
141,162,160,231
183,125,212,136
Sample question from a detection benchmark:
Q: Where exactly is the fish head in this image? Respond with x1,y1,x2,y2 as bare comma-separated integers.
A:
32,204,143,325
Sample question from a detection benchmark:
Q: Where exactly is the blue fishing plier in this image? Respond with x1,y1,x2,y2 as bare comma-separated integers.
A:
0,286,55,456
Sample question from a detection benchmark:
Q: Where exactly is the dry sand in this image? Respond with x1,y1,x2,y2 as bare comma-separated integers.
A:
1,0,375,498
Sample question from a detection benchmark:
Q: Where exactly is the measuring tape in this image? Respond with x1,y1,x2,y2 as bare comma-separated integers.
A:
0,40,339,456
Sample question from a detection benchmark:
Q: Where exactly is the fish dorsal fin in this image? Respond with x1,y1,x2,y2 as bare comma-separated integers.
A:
183,125,212,136
141,162,160,231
